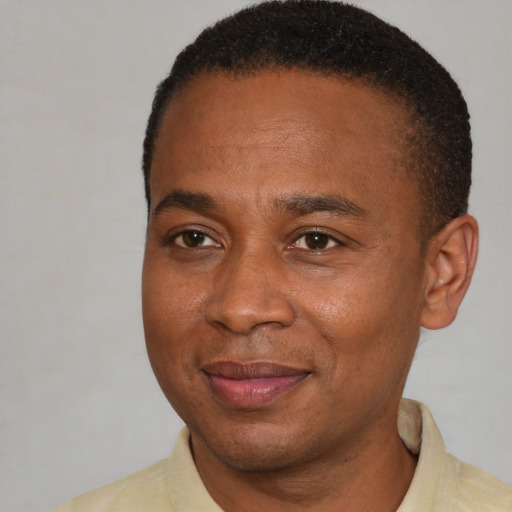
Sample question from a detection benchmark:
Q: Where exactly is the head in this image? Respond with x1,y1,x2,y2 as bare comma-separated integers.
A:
143,0,472,239
141,1,478,475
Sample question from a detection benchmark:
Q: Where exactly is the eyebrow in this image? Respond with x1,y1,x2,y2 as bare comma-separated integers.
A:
275,194,366,218
152,190,365,219
153,190,218,217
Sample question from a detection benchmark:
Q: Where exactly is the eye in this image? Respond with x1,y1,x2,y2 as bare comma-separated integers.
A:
292,232,340,250
173,230,219,248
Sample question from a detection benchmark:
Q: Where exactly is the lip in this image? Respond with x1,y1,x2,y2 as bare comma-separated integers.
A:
203,361,310,408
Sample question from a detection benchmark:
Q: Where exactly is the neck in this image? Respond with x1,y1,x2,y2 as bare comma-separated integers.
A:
191,411,417,512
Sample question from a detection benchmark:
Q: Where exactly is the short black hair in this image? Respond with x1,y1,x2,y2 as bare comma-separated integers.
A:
143,0,471,237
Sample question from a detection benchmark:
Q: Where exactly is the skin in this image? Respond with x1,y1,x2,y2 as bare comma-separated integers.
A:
142,70,478,512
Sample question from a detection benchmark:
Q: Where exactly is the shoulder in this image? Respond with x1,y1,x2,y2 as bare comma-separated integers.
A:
50,428,222,512
436,454,512,511
51,459,172,512
398,399,512,512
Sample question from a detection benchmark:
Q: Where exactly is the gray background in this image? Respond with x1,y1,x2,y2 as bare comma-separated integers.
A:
1,1,510,511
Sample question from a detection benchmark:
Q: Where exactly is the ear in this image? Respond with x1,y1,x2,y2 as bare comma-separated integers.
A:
420,214,479,330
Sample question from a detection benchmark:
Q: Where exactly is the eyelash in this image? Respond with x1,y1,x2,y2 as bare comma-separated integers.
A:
164,227,346,253
165,229,220,249
291,230,345,251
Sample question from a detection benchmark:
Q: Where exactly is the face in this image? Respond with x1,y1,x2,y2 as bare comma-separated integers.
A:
142,71,429,472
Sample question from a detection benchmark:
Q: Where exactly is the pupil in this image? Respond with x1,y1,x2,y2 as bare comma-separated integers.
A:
184,231,204,247
306,233,328,249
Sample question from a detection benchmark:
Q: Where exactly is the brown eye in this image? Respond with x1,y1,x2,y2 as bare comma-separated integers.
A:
174,230,217,248
293,232,339,250
305,233,329,249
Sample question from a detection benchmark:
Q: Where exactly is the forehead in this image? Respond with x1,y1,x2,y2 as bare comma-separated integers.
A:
151,70,419,231
159,70,409,154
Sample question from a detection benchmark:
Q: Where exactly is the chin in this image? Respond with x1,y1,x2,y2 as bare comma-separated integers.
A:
192,422,318,473
211,443,306,473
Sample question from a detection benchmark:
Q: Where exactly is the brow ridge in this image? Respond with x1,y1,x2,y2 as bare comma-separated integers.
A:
153,190,365,219
275,194,365,218
153,190,217,216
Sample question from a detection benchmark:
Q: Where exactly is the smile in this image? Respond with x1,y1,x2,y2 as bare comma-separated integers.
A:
202,361,310,408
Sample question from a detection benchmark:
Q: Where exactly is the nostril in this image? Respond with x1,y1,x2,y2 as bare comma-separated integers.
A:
203,289,295,334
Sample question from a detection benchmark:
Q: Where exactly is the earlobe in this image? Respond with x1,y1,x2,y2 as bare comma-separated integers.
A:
420,214,479,330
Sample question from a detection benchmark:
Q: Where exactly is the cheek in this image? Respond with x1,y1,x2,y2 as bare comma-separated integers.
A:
142,268,208,419
298,255,424,354
303,266,422,408
143,257,205,330
142,261,207,379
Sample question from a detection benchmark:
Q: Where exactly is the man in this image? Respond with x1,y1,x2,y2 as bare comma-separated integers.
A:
53,1,511,511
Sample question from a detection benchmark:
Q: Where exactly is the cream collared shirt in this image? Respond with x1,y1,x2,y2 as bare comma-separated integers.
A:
52,399,512,511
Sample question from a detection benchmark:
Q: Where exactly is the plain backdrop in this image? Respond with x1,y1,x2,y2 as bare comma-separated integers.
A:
1,1,511,511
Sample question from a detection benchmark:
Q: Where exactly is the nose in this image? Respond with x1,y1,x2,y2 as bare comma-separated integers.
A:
204,250,295,334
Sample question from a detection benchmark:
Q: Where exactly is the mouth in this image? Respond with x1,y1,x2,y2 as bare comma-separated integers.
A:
202,361,310,409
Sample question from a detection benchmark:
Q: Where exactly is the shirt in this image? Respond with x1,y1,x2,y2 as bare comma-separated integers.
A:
52,399,512,511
